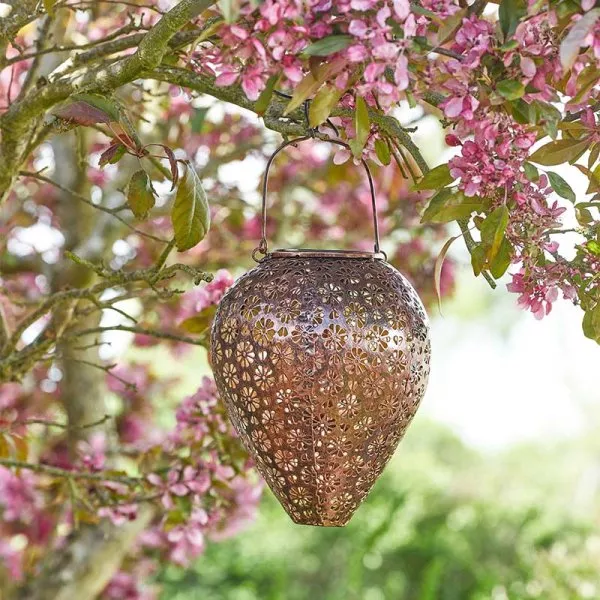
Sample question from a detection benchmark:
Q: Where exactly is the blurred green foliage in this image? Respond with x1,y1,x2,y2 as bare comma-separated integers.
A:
157,419,600,600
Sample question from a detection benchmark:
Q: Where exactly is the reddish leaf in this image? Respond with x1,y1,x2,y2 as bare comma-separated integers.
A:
163,146,179,191
110,123,137,150
53,101,114,126
98,143,125,168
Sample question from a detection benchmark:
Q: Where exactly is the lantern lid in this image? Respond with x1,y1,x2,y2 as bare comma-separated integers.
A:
268,248,387,260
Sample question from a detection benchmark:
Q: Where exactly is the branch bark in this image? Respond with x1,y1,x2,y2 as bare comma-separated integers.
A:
0,0,216,203
15,506,154,600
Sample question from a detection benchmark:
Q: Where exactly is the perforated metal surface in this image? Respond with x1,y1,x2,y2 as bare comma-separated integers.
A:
211,254,431,526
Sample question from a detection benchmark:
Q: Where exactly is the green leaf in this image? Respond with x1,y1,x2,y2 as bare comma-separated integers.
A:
588,143,599,169
116,106,142,149
437,9,466,44
470,244,487,276
434,235,460,314
412,164,454,191
302,35,353,57
374,138,391,166
127,170,155,220
560,9,600,70
421,190,484,223
191,107,210,133
499,0,526,40
180,306,217,334
284,57,347,115
497,80,525,101
171,164,210,251
510,99,535,125
480,205,509,262
500,39,519,51
43,0,57,16
523,162,539,182
255,75,278,116
590,164,600,193
586,240,600,255
218,0,241,23
570,66,600,105
529,138,590,166
309,84,345,127
349,96,370,158
489,237,513,278
546,171,576,202
582,303,600,343
575,205,594,225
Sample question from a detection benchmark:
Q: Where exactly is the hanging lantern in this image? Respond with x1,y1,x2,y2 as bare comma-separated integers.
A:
211,137,431,526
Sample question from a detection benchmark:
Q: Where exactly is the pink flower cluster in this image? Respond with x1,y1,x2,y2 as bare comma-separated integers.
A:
177,269,234,322
195,0,421,107
448,115,536,198
109,376,261,571
0,368,259,593
507,262,576,319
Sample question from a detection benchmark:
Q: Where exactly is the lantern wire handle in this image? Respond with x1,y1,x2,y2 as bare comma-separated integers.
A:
254,135,382,261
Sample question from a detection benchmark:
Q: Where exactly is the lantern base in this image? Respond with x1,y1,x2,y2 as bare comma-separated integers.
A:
289,515,349,528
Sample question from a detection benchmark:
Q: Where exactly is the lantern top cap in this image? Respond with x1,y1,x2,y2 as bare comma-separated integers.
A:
268,248,387,260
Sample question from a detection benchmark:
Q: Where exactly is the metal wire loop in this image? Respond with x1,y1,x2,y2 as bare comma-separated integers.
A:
255,136,382,260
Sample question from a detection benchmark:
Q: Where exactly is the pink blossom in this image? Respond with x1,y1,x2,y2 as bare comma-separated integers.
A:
98,503,138,526
0,540,23,581
77,432,107,472
105,572,157,600
393,0,411,20
241,69,265,101
351,0,378,10
346,43,369,62
166,507,209,565
179,269,234,321
349,19,369,38
0,467,40,522
214,70,238,87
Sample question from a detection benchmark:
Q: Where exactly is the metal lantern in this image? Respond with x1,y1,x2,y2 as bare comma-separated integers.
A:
211,137,431,526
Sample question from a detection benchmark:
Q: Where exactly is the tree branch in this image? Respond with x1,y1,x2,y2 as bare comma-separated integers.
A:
0,262,211,381
19,170,170,243
15,505,154,600
69,324,209,346
0,458,142,485
0,0,216,202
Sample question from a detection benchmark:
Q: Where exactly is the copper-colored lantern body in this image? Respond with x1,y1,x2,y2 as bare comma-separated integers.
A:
211,249,431,526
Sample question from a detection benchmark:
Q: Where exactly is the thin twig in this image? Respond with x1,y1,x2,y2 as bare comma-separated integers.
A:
19,170,169,243
69,324,209,346
13,414,112,431
0,459,142,485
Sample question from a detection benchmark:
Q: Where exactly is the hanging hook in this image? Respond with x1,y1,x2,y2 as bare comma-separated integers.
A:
253,136,383,261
